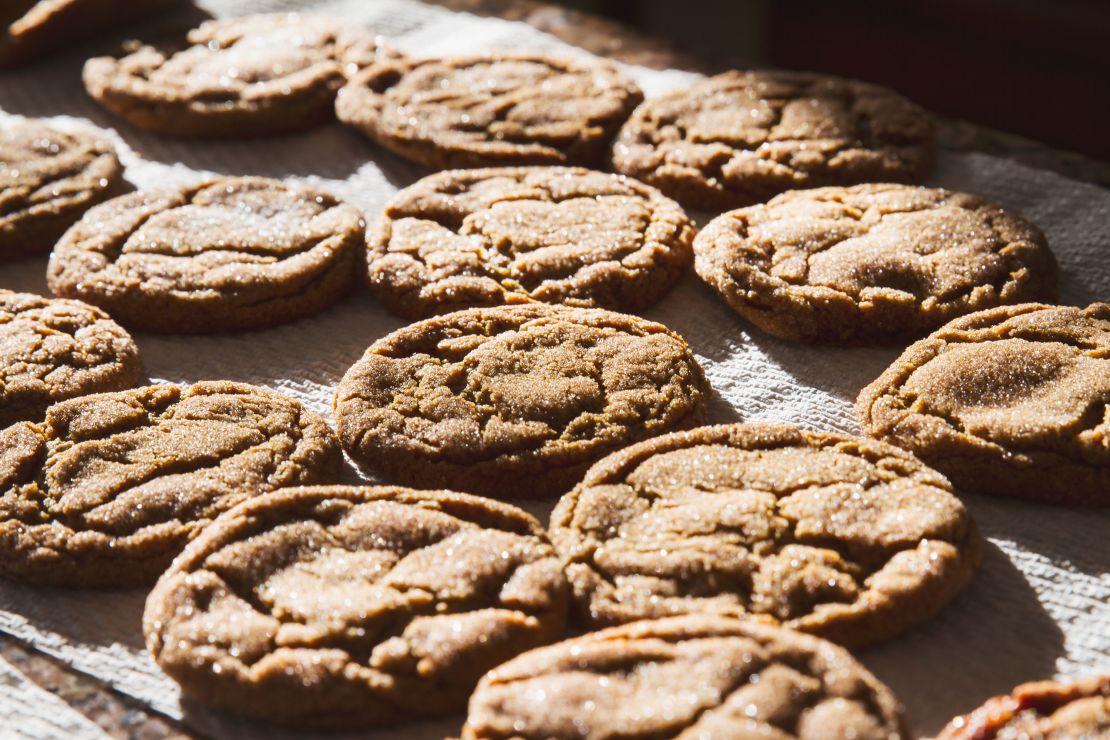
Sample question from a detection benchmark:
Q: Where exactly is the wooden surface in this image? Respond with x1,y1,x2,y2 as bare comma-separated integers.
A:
2,0,1107,737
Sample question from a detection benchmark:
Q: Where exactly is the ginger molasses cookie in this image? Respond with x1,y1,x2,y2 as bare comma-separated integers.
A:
367,167,695,318
83,13,400,137
47,176,364,333
335,54,643,169
1,118,124,260
937,675,1109,739
0,290,140,427
0,0,184,68
144,485,569,728
550,423,979,648
693,184,1058,343
334,304,708,498
0,381,341,586
462,615,908,740
858,303,1110,505
612,70,933,211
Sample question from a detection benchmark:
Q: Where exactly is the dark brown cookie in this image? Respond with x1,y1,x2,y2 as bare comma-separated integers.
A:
144,485,569,728
333,304,709,498
612,70,934,211
0,0,184,68
693,184,1058,343
1,118,125,260
46,176,364,333
83,13,401,137
0,290,140,427
936,675,1109,739
0,381,341,586
462,615,909,740
858,303,1110,505
335,54,643,169
367,166,695,318
550,423,979,648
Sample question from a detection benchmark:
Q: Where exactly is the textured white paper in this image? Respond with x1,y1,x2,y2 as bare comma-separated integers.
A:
0,0,1107,737
0,655,108,740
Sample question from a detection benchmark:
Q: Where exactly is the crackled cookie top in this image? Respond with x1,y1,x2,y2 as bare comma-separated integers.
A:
462,615,908,740
937,675,1109,739
0,381,341,586
367,167,695,318
83,13,399,137
1,118,124,260
694,184,1057,343
0,290,140,427
334,304,708,498
47,176,364,333
858,303,1110,505
612,70,933,210
336,54,643,169
550,423,978,647
144,485,569,728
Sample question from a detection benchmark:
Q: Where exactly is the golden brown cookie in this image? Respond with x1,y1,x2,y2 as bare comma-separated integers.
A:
367,166,695,318
0,0,185,68
462,615,909,740
83,13,401,137
0,290,140,427
144,485,569,728
693,184,1058,343
550,423,979,648
858,303,1110,505
46,176,364,333
612,70,934,211
335,54,643,169
333,304,709,498
0,381,341,586
1,118,125,260
936,675,1109,739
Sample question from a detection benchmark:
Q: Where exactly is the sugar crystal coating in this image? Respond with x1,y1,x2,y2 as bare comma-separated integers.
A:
550,423,979,647
144,485,569,728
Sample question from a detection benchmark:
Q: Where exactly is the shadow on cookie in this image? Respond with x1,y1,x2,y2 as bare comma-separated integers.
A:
858,539,1066,737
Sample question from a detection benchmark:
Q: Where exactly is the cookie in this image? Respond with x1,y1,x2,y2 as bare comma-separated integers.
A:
367,166,695,318
550,423,979,648
937,675,1109,739
46,176,364,333
462,615,908,740
693,184,1058,343
335,54,643,169
858,302,1110,505
1,118,125,260
334,304,709,499
83,13,400,137
612,70,934,211
0,381,341,586
144,485,568,728
0,0,184,68
0,290,140,427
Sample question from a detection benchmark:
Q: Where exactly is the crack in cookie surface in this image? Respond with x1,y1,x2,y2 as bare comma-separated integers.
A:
367,167,694,318
143,485,568,728
46,176,364,332
0,291,140,427
462,615,907,739
857,303,1110,504
0,381,341,585
612,70,933,211
550,423,979,647
82,14,400,137
334,304,708,498
1,119,123,259
693,184,1057,342
336,54,643,169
